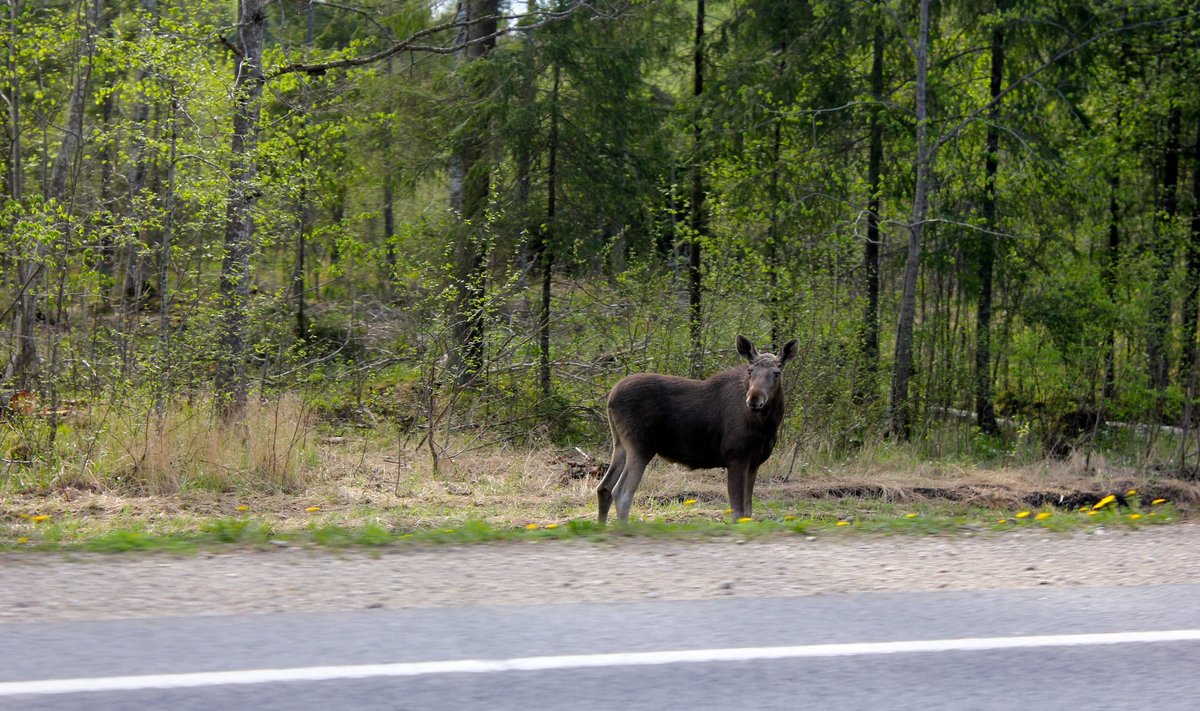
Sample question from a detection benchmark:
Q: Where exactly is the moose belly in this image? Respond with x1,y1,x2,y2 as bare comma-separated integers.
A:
655,432,775,470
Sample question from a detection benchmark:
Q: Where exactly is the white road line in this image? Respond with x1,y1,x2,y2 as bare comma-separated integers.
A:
4,629,1200,697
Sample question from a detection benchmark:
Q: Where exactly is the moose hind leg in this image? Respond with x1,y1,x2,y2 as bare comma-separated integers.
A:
612,451,650,523
596,446,626,525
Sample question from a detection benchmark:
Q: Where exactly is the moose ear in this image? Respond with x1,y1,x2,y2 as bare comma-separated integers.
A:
736,334,758,362
780,339,799,366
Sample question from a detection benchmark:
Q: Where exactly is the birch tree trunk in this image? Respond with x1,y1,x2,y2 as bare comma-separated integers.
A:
5,0,38,388
889,0,931,439
215,0,265,417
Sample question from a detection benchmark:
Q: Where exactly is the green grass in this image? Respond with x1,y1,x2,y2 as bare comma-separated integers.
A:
1,498,1179,554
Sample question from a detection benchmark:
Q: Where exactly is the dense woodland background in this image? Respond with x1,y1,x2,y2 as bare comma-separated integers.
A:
2,0,1199,493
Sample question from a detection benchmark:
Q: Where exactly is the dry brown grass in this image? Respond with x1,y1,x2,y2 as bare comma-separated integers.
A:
4,433,1197,538
67,394,316,495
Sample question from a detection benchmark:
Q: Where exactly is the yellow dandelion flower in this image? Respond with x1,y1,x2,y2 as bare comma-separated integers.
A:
525,523,539,530
18,513,29,519
1015,511,1030,519
783,514,796,521
30,515,50,523
683,499,697,506
835,521,851,527
998,519,1008,524
1128,513,1142,520
1093,495,1116,510
305,506,320,513
236,505,249,512
1087,510,1099,516
545,523,558,529
17,537,30,544
736,517,753,523
1036,512,1052,520
1152,498,1167,505
905,513,918,518
724,508,733,514
1126,489,1137,496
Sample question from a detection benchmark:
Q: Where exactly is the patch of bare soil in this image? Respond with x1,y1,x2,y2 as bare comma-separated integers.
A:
4,524,1200,623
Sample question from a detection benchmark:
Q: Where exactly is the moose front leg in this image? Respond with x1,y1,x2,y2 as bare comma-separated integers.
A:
743,463,760,520
725,461,750,521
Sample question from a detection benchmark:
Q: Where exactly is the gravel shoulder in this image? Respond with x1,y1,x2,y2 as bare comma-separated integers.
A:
4,524,1200,623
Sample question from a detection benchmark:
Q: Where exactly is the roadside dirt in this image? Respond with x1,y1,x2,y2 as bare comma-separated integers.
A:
4,524,1199,623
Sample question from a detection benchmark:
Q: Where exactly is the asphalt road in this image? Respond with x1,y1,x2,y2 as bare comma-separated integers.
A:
3,584,1199,710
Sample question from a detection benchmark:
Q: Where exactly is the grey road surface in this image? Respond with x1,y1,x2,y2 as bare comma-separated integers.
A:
2,584,1199,710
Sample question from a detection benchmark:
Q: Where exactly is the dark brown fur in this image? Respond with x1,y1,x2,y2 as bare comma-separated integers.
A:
597,335,798,523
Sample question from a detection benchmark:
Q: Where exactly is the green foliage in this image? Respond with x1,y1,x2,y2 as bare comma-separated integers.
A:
2,0,1198,492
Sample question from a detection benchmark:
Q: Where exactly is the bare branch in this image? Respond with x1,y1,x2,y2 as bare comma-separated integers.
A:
217,33,244,59
308,0,398,43
265,2,605,80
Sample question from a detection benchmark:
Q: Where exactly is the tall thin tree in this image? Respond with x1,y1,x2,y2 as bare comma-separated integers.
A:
536,61,559,396
974,0,1006,435
859,10,885,401
687,0,706,376
215,0,266,417
447,0,499,385
889,0,931,439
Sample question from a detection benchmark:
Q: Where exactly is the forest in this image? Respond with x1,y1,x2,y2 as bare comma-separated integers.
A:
2,0,1199,507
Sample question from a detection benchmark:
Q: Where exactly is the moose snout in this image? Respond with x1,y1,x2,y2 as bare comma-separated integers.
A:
746,394,766,410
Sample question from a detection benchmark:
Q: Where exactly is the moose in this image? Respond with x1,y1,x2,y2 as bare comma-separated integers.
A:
597,334,799,524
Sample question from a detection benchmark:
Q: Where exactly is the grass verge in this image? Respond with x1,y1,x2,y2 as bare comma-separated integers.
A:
3,432,1195,553
1,492,1180,554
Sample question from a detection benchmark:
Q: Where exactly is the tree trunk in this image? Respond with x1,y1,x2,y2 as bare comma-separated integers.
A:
328,192,344,269
97,73,117,299
1103,46,1128,402
292,158,307,338
122,0,157,310
292,1,313,337
974,10,1004,435
889,0,931,439
1181,112,1200,444
382,59,396,284
46,0,98,205
536,62,559,397
1148,105,1181,398
1180,112,1200,381
1103,172,1120,401
5,0,38,388
382,178,395,279
155,95,177,421
687,0,705,377
214,0,266,418
767,45,785,353
447,0,498,385
858,18,884,401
